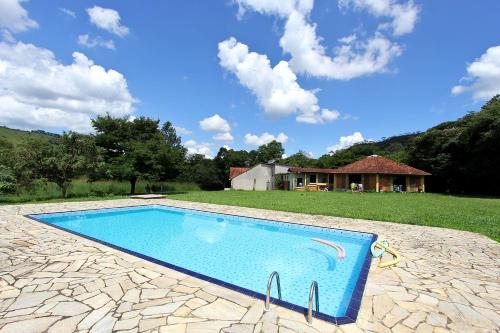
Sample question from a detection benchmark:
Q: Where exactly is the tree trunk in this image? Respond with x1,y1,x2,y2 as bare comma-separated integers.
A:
130,177,137,195
60,184,68,198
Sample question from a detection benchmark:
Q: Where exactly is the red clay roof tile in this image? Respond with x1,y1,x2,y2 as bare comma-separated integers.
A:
229,167,249,180
334,155,431,176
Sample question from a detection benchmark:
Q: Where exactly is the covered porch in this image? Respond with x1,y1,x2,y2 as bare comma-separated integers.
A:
284,167,337,191
333,173,426,192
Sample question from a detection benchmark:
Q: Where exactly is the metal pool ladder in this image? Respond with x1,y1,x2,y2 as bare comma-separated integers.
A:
265,271,282,311
307,280,319,325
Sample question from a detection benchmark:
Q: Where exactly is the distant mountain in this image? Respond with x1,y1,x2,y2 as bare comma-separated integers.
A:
0,126,60,146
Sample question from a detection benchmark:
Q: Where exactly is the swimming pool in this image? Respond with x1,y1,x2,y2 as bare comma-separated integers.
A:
29,205,376,324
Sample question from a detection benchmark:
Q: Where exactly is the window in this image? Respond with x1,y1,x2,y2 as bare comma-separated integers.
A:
296,177,303,187
318,174,328,184
309,174,317,183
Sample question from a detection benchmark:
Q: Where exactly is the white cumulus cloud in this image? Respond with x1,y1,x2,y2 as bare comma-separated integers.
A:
174,126,192,136
199,114,231,132
280,11,402,80
0,41,136,132
234,0,411,80
0,0,38,33
452,45,500,101
244,132,288,146
59,7,76,18
86,6,129,37
199,114,233,142
78,34,115,50
184,140,212,158
338,0,420,36
235,0,313,18
218,37,339,124
327,132,365,153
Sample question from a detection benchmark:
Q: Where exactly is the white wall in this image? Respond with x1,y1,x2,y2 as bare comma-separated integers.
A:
231,164,273,191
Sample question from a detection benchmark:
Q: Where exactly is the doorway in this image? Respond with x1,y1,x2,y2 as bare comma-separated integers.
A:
393,175,406,192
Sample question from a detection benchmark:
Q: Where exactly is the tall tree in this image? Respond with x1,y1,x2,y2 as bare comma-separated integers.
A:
180,154,224,190
256,140,284,163
93,115,165,194
159,121,187,180
214,147,252,187
16,133,100,197
281,151,316,167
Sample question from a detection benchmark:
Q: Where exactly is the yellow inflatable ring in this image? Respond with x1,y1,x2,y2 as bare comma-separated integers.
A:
373,241,401,268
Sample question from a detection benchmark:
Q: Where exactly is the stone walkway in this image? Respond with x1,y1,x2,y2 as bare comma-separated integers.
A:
0,199,499,333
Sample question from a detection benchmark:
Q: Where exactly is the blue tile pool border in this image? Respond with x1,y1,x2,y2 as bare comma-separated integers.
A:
26,204,377,325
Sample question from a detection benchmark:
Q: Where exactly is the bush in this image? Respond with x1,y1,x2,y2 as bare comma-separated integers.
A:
0,165,16,194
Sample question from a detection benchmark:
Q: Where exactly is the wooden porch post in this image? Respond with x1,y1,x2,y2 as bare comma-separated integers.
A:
304,173,307,191
421,175,425,192
406,176,410,192
333,174,337,190
376,174,380,192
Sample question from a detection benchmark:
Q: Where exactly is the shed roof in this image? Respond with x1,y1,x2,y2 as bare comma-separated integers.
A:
229,167,249,180
334,155,431,176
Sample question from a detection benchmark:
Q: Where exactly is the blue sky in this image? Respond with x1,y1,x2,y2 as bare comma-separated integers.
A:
0,0,499,158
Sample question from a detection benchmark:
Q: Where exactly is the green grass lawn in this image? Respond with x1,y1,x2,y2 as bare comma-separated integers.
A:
169,191,500,242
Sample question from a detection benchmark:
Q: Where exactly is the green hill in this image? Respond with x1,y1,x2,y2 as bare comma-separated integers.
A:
0,126,60,146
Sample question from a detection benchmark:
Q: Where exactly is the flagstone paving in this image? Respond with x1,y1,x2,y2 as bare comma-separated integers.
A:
0,199,499,332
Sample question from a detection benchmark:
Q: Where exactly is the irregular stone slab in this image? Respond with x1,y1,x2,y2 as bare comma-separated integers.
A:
140,301,184,316
83,293,112,309
138,317,166,332
167,316,206,325
186,320,234,333
221,323,254,333
47,312,87,333
102,284,124,302
50,301,91,316
240,301,264,324
89,312,117,333
78,306,111,330
202,284,253,307
185,297,208,310
114,315,140,331
0,316,61,333
7,291,57,310
141,288,169,300
159,324,186,333
192,298,247,321
0,288,20,299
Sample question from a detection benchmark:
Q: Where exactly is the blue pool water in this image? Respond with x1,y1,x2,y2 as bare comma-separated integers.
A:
30,205,375,322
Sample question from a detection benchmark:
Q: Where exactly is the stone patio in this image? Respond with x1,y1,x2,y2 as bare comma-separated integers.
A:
0,199,499,333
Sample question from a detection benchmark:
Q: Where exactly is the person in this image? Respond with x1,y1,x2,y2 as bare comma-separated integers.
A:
350,182,356,192
358,183,364,194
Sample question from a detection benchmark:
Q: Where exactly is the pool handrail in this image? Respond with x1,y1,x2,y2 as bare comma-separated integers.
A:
265,271,282,311
307,280,319,325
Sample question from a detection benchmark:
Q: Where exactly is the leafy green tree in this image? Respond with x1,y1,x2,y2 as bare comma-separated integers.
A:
408,95,500,194
281,151,316,167
16,133,101,197
256,140,284,163
0,165,16,193
159,121,187,180
0,138,16,193
93,115,166,194
180,154,224,190
214,147,253,187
